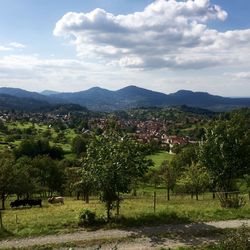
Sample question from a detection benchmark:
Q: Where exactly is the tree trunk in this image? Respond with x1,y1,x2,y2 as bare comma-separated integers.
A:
167,187,170,201
116,193,120,216
107,202,111,222
0,210,3,229
85,191,89,204
195,192,199,201
212,192,216,199
1,194,6,210
77,192,80,200
132,188,137,196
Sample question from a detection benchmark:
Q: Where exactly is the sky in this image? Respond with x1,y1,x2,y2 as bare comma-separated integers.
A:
0,0,250,96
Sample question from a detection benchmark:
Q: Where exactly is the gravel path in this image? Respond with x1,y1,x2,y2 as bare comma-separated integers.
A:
0,219,249,249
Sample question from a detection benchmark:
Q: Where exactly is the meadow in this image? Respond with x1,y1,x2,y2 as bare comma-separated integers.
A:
147,151,174,169
1,193,249,239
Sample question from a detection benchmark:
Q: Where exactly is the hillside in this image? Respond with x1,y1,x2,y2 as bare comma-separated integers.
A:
1,85,250,111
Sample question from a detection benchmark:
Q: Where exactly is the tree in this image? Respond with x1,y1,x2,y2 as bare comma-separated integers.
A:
84,135,152,221
14,139,63,160
32,156,65,195
176,163,210,200
12,157,35,199
159,161,176,201
71,136,88,156
0,154,16,209
199,110,250,193
75,167,94,203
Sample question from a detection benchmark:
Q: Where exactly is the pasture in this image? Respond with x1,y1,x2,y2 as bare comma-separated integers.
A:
147,150,174,169
1,193,249,239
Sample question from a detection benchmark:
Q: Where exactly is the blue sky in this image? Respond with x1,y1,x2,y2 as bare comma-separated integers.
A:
0,0,250,96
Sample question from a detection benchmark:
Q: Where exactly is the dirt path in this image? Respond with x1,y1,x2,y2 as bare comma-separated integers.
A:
0,219,249,249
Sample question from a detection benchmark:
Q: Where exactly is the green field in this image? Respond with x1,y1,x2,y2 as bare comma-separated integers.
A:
147,150,174,169
1,194,249,239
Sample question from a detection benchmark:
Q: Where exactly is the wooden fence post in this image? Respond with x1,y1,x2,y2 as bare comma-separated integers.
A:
0,210,3,229
153,191,156,213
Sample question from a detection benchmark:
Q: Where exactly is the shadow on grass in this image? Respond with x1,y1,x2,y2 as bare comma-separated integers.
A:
0,227,14,239
81,211,192,231
109,211,191,228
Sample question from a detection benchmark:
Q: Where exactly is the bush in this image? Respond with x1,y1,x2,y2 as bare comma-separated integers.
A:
78,209,97,226
217,193,246,209
215,224,250,250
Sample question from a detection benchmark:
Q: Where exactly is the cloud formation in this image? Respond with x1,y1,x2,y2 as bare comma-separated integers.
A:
226,72,250,80
0,42,26,52
53,0,250,70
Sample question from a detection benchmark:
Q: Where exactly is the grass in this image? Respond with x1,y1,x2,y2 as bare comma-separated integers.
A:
147,150,174,169
1,194,249,239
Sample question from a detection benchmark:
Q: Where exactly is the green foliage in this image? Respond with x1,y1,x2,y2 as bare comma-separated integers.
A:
14,139,63,159
199,109,250,192
0,153,16,209
159,160,177,200
217,193,246,209
78,209,97,226
31,156,66,194
213,224,250,250
71,135,89,156
84,134,152,220
172,145,198,173
176,163,210,200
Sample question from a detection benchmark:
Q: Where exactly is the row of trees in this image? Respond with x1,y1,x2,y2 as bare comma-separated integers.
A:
0,154,66,209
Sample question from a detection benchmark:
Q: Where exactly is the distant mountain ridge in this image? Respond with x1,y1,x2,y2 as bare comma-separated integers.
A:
0,85,250,111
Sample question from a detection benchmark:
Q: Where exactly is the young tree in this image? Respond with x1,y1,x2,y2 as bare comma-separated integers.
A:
84,135,152,220
159,161,176,201
176,163,210,200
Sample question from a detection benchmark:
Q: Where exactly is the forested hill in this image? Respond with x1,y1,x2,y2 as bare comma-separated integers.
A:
0,85,250,111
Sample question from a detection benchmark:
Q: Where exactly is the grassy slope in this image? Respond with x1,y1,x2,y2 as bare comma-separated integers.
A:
147,151,174,169
1,195,249,239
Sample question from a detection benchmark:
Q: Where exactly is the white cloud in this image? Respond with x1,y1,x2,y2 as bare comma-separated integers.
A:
9,42,26,49
0,54,91,91
51,0,250,70
225,72,250,80
0,42,26,52
0,45,12,52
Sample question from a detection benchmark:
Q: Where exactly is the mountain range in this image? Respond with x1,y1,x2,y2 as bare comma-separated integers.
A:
0,85,249,112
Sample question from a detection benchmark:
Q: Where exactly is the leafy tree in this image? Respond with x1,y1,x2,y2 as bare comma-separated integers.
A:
32,156,65,195
199,110,250,193
146,168,161,189
12,157,36,198
71,136,89,156
0,154,16,209
84,135,152,220
159,161,176,201
75,167,94,203
176,163,210,200
14,139,63,159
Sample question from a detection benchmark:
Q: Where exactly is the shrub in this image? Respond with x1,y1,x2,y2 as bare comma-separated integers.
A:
217,193,246,209
215,224,250,250
78,209,96,226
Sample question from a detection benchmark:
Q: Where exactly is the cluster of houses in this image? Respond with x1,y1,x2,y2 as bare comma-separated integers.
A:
87,117,196,152
0,110,198,153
